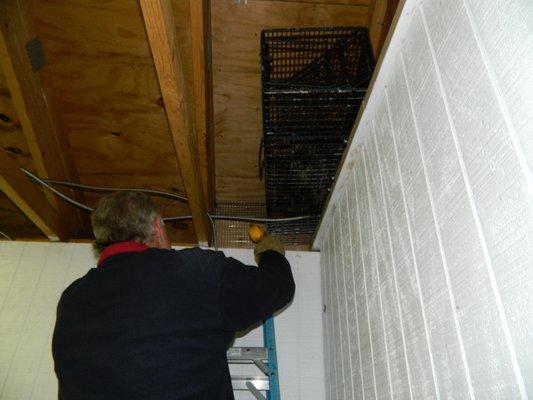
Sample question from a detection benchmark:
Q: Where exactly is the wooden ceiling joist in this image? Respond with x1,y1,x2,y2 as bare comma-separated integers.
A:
140,0,211,246
0,150,66,241
0,0,88,238
190,0,215,213
367,0,389,57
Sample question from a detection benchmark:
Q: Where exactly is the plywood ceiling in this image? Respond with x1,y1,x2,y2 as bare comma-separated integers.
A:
34,0,196,243
0,0,394,243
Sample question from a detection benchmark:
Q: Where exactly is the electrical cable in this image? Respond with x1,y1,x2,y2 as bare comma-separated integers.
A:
163,215,311,223
207,214,218,251
24,170,196,223
161,216,193,222
23,168,312,223
209,215,311,223
36,177,188,202
0,230,12,240
22,168,94,212
21,168,313,250
23,168,190,213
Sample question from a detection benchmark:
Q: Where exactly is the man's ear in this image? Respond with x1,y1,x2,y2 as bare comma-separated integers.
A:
154,216,171,249
153,217,162,239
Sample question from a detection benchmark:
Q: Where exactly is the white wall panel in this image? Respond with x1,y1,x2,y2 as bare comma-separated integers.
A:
318,0,533,398
340,187,364,400
381,95,437,400
330,220,345,400
358,154,391,400
463,0,533,175
338,191,356,400
322,233,335,400
351,166,377,400
367,130,411,400
345,179,368,400
320,237,331,400
425,0,533,395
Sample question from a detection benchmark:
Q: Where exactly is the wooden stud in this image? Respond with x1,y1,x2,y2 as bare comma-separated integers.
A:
140,0,211,246
0,0,89,238
190,0,215,213
381,0,400,55
0,150,66,241
367,0,389,58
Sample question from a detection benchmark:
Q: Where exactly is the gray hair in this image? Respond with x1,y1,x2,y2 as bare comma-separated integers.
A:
91,191,159,254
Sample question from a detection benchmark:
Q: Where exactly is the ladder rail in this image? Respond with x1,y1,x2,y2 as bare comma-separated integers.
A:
227,316,281,399
263,316,281,400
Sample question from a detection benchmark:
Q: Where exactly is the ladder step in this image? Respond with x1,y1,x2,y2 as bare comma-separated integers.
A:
227,347,267,362
231,375,269,391
227,317,280,399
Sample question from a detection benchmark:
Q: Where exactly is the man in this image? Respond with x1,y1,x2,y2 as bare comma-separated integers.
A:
52,191,294,399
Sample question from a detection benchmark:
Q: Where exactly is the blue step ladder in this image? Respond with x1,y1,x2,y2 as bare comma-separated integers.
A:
227,316,281,400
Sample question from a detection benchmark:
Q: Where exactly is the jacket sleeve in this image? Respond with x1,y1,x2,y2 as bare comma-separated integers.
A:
219,250,295,332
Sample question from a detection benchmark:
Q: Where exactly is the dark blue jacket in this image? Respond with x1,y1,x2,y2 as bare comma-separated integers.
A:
52,247,294,399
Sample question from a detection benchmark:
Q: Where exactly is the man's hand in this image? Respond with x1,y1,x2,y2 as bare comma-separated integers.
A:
254,235,285,265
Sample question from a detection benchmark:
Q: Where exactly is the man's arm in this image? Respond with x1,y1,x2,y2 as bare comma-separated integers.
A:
219,242,295,332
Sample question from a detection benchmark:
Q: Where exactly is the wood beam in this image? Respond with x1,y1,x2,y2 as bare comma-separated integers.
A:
140,0,211,246
0,0,89,238
190,0,215,213
381,0,400,54
0,150,66,241
367,0,389,58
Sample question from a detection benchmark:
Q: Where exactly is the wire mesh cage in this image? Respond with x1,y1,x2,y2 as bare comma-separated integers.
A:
261,27,374,236
262,27,375,90
214,202,312,248
214,202,266,249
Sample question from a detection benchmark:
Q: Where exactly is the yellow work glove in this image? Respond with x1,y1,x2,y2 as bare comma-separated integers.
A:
254,235,285,265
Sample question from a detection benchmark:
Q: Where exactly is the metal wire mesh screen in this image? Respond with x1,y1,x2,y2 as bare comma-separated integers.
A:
215,202,266,249
214,202,313,248
261,27,374,236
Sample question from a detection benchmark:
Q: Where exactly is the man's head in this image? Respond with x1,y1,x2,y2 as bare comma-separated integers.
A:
91,191,170,254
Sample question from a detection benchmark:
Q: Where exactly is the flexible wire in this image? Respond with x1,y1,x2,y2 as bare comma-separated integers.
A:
20,175,205,246
162,216,193,222
209,215,311,223
23,172,311,224
0,230,12,240
163,214,310,223
22,168,94,212
207,214,218,251
24,171,195,223
22,168,311,223
21,168,312,250
37,178,188,202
